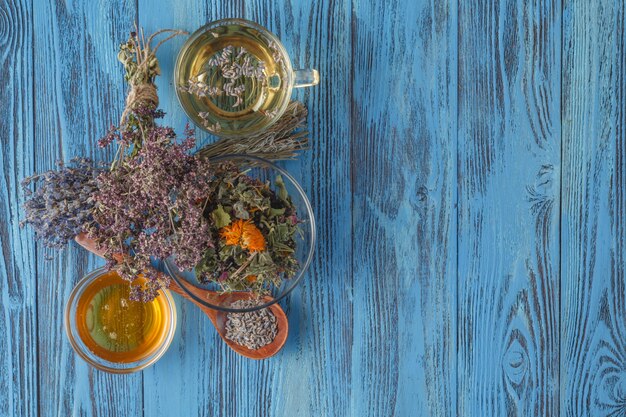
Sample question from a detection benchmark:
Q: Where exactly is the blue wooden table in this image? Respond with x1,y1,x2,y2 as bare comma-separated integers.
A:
1,0,625,416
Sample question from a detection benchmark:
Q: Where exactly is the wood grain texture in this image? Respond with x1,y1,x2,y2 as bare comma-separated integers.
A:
457,0,561,416
351,0,457,416
32,0,140,416
4,1,626,416
0,1,37,417
561,0,626,415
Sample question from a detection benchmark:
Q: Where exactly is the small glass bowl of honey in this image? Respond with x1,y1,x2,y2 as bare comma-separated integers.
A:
64,267,177,373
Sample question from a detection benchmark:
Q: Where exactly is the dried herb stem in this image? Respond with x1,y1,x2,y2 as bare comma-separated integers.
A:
114,28,187,166
196,101,309,161
229,253,257,281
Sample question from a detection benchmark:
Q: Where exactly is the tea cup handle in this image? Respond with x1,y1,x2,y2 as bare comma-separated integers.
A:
293,69,320,88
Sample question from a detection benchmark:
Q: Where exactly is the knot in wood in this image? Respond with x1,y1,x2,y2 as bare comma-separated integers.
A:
416,186,429,202
503,338,528,386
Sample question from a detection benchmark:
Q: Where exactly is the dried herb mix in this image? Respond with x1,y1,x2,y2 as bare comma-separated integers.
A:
225,299,278,349
194,163,301,293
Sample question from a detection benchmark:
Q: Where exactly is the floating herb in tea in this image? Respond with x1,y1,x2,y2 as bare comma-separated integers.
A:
179,45,267,112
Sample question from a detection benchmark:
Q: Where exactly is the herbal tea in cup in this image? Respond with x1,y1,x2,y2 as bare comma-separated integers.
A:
175,18,319,138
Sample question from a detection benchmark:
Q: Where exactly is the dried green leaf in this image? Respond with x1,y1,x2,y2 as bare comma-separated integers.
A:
269,207,285,217
211,204,231,228
275,174,288,203
233,201,250,219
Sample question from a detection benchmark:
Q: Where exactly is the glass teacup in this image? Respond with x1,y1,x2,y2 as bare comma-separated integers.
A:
175,18,319,138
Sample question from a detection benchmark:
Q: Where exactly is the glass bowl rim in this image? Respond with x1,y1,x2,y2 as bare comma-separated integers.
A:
164,153,316,313
173,18,295,139
64,267,177,374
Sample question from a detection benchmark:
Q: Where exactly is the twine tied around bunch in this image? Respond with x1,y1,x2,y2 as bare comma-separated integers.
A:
120,82,159,127
118,28,187,128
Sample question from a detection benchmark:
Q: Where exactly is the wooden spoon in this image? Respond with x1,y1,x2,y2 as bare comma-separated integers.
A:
74,233,288,359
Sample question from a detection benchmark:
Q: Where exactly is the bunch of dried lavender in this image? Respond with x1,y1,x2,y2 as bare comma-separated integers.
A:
197,101,309,161
225,299,278,349
20,158,101,249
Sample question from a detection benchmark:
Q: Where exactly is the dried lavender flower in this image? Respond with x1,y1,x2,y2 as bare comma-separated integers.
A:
225,299,278,350
178,77,222,98
20,158,101,249
198,113,221,132
268,41,286,74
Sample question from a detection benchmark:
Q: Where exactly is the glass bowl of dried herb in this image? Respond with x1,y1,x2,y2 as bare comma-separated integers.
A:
164,154,315,312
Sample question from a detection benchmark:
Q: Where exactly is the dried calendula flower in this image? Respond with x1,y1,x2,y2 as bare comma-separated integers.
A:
220,219,266,252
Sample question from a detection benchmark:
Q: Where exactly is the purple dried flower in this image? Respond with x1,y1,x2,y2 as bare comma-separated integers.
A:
20,158,102,249
89,122,217,301
98,125,119,148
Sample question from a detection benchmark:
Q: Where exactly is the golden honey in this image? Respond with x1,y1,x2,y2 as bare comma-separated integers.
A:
74,271,172,363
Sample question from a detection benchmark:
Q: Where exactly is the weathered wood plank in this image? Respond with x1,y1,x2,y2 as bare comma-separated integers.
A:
0,1,37,416
246,0,353,415
32,1,141,416
12,1,621,415
457,0,561,415
351,0,457,416
561,1,626,415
